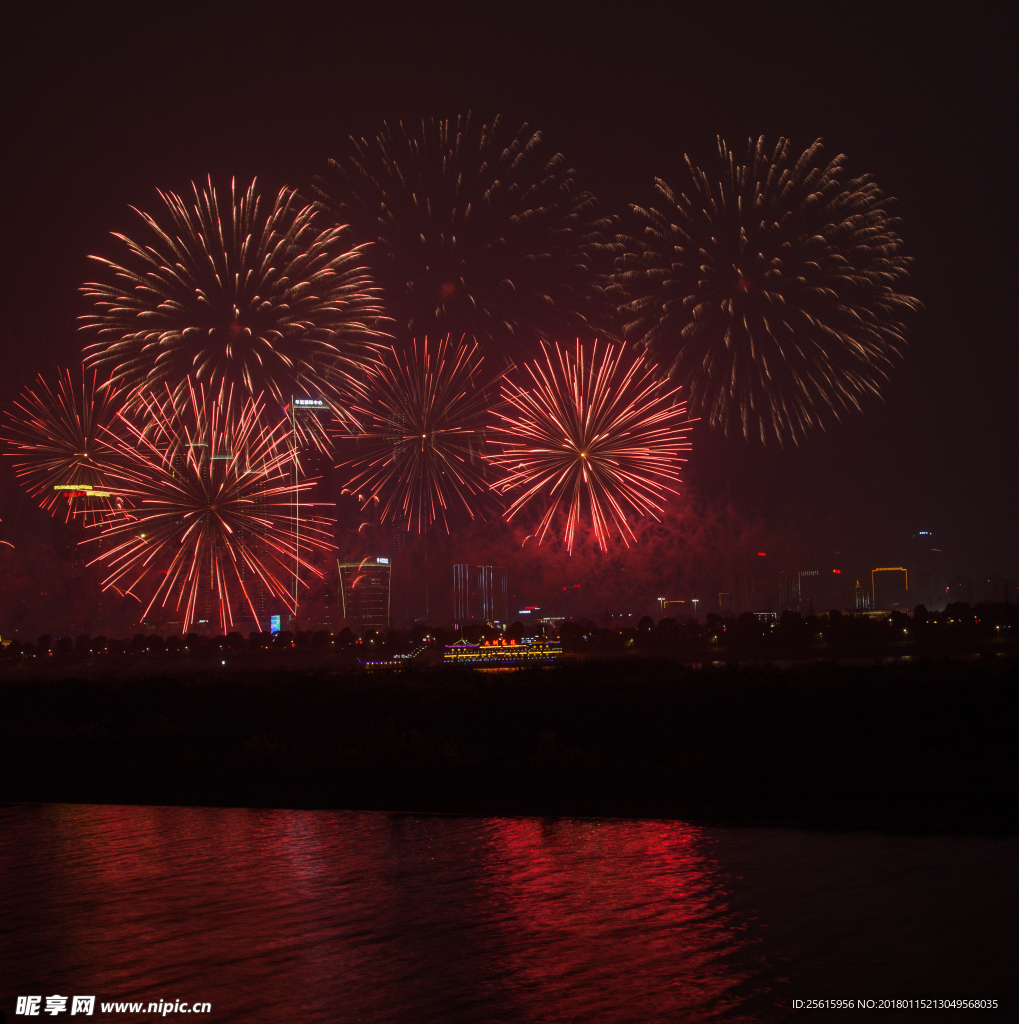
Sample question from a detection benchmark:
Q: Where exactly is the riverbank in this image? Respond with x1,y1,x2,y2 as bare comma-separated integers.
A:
2,658,1016,830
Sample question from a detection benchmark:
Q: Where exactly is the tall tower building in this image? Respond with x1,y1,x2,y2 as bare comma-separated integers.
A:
484,565,508,626
778,571,800,611
338,556,392,632
453,564,484,625
453,564,509,627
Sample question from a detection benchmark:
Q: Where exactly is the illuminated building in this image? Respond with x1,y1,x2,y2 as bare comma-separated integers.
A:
487,566,508,625
338,556,391,632
855,581,871,611
778,571,799,610
872,567,908,610
453,564,508,627
454,564,483,624
444,636,562,664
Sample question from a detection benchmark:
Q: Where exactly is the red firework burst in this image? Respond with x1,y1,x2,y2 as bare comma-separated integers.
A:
315,115,619,356
2,368,127,526
614,137,919,444
84,380,333,633
80,176,385,450
487,341,693,553
336,335,499,532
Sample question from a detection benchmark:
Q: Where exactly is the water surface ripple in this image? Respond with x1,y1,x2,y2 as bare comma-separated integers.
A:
1,804,1014,1022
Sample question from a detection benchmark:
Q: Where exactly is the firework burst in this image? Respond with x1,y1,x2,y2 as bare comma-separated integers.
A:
614,137,919,444
84,380,333,633
2,367,127,526
315,115,619,356
487,340,693,553
81,176,384,445
336,335,497,533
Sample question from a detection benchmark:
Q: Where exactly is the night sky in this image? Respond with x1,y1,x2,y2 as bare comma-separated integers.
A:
1,5,1014,605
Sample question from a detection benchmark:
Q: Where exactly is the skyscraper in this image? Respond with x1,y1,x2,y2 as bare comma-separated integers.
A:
798,570,823,613
453,564,484,625
872,567,908,610
778,571,800,611
338,556,392,632
453,564,509,627
484,565,508,626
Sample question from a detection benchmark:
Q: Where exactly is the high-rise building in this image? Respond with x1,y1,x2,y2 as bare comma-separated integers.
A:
338,556,392,632
778,571,800,610
872,567,908,610
727,552,772,614
732,570,758,615
454,564,483,624
453,564,509,627
778,570,831,613
485,566,508,625
798,570,822,613
908,530,944,609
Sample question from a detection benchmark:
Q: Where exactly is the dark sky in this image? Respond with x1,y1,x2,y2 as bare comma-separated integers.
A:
1,4,1015,588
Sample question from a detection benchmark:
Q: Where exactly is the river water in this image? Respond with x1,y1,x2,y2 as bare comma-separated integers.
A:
0,804,1014,1022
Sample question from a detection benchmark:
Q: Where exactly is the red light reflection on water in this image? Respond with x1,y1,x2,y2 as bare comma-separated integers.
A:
0,806,765,1023
480,818,758,1021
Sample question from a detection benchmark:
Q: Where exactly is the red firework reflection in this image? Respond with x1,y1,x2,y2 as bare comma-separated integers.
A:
487,340,693,553
2,367,127,526
84,380,333,633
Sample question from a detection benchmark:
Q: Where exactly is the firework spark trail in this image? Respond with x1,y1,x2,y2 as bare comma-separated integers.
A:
1,367,127,526
613,137,919,445
315,115,619,357
336,335,498,533
487,340,693,553
84,380,333,633
80,176,385,449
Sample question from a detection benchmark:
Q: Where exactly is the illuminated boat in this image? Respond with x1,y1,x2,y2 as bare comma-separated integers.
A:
443,637,561,664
